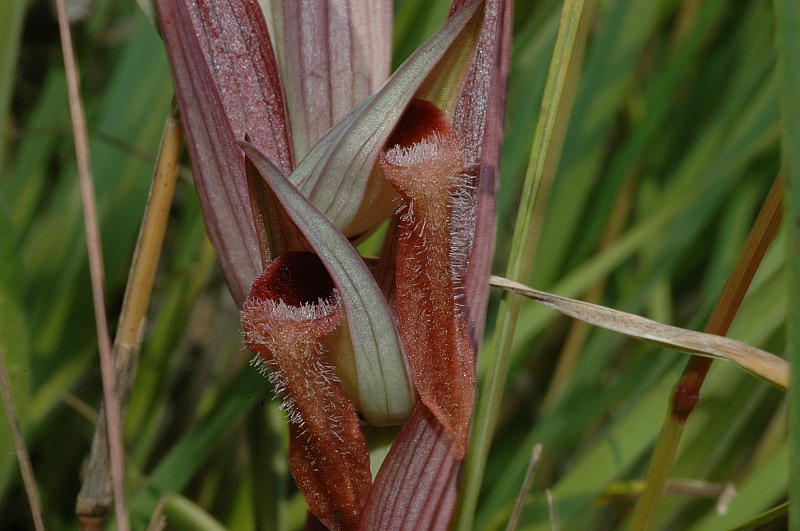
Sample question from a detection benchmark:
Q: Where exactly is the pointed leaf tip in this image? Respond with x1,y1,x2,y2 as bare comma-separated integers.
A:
242,141,417,426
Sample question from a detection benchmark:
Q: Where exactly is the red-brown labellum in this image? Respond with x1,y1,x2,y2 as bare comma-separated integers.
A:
381,99,476,459
241,251,371,530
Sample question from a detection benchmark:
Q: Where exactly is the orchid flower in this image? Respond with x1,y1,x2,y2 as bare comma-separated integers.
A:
156,0,511,528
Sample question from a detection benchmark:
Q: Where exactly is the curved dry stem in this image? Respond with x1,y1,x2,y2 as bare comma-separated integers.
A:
630,173,783,528
54,1,127,528
76,105,183,523
0,345,44,531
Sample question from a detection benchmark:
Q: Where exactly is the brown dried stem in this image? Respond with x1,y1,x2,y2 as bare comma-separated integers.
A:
0,345,44,531
54,1,128,528
76,104,183,526
630,173,784,528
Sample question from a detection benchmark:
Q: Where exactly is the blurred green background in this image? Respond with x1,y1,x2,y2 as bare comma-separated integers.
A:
0,0,794,529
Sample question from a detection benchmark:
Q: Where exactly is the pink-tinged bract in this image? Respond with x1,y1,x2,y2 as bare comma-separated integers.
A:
156,0,293,306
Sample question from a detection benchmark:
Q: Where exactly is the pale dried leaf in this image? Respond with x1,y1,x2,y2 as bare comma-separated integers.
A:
490,275,790,389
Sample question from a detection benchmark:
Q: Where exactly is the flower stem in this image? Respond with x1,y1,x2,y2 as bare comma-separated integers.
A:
453,0,596,527
629,173,783,529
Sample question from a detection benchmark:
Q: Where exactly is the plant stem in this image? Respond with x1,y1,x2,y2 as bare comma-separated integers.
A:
76,104,183,524
506,443,543,531
629,174,784,529
54,1,128,528
452,0,596,528
0,345,44,531
774,1,800,527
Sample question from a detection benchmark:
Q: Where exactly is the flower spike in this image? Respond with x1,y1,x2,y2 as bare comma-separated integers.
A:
157,0,512,526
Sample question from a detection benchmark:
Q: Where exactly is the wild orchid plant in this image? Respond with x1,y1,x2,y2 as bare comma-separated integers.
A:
155,0,510,528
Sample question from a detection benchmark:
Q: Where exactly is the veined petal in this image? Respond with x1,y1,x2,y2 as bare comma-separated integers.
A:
242,142,416,426
156,0,292,305
286,0,486,239
358,403,459,530
450,0,512,344
265,0,392,160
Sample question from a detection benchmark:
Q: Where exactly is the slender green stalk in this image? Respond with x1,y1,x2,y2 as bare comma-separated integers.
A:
729,502,788,531
505,443,542,531
629,175,784,528
628,413,684,529
453,1,596,528
246,405,288,531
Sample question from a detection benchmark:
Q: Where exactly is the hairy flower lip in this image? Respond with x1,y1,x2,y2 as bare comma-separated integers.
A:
241,252,371,530
362,0,511,523
380,102,476,459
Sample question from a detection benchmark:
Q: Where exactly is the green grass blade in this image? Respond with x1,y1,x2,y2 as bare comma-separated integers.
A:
519,372,677,530
0,205,32,501
161,492,228,531
130,368,267,524
726,502,788,531
774,0,800,527
691,444,788,531
454,1,597,528
0,0,24,169
526,0,667,289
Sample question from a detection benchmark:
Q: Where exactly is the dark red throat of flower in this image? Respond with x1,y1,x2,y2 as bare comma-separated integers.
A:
248,251,336,309
242,251,371,529
386,98,455,150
